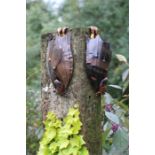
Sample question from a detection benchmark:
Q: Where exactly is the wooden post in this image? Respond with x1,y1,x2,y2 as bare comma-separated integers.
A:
41,28,102,155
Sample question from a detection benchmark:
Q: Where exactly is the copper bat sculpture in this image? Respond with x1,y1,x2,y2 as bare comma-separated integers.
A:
47,26,111,96
47,27,73,95
86,26,112,95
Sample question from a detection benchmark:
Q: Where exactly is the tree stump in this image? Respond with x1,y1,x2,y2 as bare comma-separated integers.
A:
41,28,102,155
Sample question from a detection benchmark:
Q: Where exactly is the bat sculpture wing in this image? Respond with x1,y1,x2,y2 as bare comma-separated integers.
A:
86,26,112,95
47,28,73,95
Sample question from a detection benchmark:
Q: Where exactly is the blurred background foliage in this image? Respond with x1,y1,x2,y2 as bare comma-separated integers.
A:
26,0,128,154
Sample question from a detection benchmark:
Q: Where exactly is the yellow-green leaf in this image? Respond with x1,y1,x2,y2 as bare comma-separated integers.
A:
59,139,69,149
37,146,49,155
79,147,89,155
49,142,58,154
44,128,56,142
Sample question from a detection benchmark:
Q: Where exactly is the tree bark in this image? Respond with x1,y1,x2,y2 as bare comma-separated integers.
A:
41,28,102,155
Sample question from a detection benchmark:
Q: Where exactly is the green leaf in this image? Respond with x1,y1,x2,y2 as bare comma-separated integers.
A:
40,137,48,146
116,54,128,64
78,135,86,145
108,85,122,90
105,112,119,124
61,145,79,155
48,119,62,128
46,112,56,122
122,69,129,82
79,147,89,155
102,128,111,147
104,93,113,104
112,128,129,153
67,108,80,117
70,135,85,147
45,128,56,142
64,115,75,125
71,120,82,134
37,146,49,155
57,125,72,139
49,142,58,154
59,139,70,149
70,137,80,147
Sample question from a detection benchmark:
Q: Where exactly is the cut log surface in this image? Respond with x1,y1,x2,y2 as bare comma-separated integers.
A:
41,28,102,155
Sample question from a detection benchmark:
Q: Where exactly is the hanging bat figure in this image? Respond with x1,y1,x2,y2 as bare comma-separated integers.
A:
86,26,112,95
47,27,73,95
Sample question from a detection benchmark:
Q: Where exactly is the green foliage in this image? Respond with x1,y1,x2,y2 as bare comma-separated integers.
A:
58,0,128,57
107,54,129,103
26,89,43,155
26,0,54,87
101,54,129,155
37,107,89,155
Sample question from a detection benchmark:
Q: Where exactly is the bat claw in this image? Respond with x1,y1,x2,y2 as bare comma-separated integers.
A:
97,78,107,96
96,89,106,96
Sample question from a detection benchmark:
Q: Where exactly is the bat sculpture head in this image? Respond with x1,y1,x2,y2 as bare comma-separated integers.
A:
89,26,98,39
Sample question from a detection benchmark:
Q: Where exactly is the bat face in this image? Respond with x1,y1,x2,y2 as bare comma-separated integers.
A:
86,26,112,95
47,28,73,95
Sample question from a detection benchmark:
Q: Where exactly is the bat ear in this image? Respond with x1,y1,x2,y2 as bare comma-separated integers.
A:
63,27,69,34
57,27,63,36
